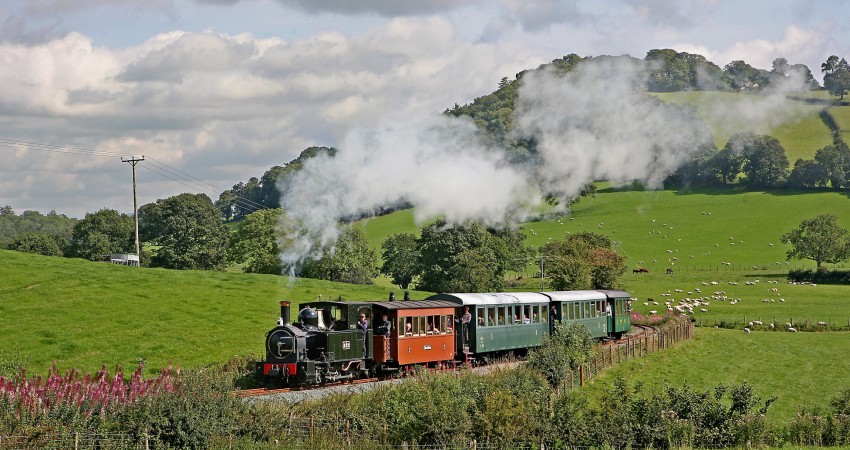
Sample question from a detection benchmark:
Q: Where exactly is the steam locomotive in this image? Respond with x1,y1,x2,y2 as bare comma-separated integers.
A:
259,290,631,386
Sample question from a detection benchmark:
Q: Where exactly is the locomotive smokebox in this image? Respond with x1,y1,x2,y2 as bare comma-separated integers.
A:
279,301,291,325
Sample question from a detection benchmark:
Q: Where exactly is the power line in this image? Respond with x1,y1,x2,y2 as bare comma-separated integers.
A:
0,137,271,214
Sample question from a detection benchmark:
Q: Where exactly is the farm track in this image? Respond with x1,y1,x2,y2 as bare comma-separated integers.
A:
238,325,657,400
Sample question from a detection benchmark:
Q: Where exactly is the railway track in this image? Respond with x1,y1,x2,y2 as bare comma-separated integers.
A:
239,325,660,400
237,376,380,398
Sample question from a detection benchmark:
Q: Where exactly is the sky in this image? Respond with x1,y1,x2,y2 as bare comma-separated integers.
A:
0,0,849,218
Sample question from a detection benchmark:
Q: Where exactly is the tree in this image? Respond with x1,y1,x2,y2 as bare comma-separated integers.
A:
380,233,419,289
723,60,769,90
228,208,283,274
139,193,229,270
67,209,135,261
814,142,850,188
541,232,625,290
527,322,595,387
415,220,511,293
8,232,62,256
741,135,790,187
822,55,850,100
708,147,744,185
302,227,378,284
443,247,502,292
787,159,826,189
780,214,850,268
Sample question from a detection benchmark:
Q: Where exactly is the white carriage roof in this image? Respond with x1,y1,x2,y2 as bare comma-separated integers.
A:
545,290,608,302
427,292,550,305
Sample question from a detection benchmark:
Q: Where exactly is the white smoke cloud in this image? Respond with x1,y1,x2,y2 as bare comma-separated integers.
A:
278,114,540,269
514,57,713,195
277,56,715,270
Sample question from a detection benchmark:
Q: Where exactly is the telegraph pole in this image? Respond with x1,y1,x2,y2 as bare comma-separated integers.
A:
121,155,145,261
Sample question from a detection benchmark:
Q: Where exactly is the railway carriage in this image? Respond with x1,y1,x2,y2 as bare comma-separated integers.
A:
369,300,457,373
547,290,610,338
427,292,551,363
600,290,632,338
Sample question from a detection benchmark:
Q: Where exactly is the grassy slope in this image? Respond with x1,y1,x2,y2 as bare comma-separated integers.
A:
583,328,850,424
654,91,834,161
0,250,429,374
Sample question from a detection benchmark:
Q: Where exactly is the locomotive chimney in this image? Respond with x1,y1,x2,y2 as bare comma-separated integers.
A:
279,301,291,325
389,291,395,301
404,291,410,301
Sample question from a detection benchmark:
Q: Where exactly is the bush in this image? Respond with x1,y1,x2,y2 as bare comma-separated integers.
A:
789,268,850,284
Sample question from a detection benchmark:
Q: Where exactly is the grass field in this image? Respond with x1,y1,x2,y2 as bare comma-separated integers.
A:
0,250,428,374
584,327,850,424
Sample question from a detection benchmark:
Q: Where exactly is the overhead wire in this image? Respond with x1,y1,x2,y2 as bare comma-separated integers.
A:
0,138,270,214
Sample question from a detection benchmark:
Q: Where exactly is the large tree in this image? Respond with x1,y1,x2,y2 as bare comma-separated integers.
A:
302,227,378,284
814,142,850,189
823,55,850,100
66,209,135,261
139,193,229,270
416,220,513,293
780,214,850,268
380,232,419,290
228,208,283,274
8,232,63,256
741,135,790,187
540,232,626,290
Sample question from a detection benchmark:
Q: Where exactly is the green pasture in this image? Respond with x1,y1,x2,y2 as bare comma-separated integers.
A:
584,327,850,424
0,250,426,374
654,91,835,160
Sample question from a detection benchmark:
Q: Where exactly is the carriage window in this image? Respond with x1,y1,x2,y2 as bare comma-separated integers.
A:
487,307,496,326
477,308,486,327
522,305,531,324
512,306,520,324
403,317,412,336
583,302,590,318
562,304,569,320
497,307,506,326
542,305,549,323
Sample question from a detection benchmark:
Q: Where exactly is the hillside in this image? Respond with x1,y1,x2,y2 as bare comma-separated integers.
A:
0,250,428,373
654,91,835,161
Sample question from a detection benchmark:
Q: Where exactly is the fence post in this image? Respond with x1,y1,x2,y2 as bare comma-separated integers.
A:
579,365,584,386
74,433,79,450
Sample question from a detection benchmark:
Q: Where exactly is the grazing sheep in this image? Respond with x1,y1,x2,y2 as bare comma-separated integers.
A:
788,327,798,333
753,321,763,326
744,328,751,334
769,323,775,329
649,310,657,314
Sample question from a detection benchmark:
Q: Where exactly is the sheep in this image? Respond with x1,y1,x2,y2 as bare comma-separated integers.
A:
743,328,751,334
753,320,763,326
788,327,798,333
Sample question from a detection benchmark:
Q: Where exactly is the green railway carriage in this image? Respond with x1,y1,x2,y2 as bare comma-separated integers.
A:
547,290,610,338
600,289,632,338
427,292,551,361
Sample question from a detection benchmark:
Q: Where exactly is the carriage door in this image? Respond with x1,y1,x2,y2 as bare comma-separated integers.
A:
606,298,615,332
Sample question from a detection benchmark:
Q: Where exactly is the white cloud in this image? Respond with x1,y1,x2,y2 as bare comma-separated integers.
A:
0,17,544,216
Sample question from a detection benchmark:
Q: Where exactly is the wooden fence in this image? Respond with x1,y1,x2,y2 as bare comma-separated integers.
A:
564,319,695,389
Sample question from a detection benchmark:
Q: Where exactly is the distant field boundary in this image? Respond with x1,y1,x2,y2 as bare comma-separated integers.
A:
696,316,850,331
